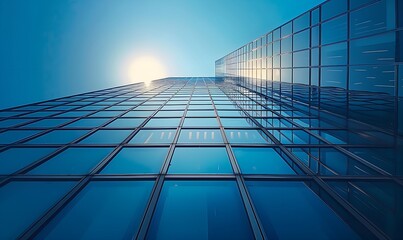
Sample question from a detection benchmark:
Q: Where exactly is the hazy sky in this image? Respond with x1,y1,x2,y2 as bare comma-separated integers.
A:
0,0,324,109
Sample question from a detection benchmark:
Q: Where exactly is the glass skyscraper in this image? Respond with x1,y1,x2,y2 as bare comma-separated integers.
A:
0,0,402,239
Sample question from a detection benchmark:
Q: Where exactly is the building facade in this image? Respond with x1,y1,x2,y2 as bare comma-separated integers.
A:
0,0,401,239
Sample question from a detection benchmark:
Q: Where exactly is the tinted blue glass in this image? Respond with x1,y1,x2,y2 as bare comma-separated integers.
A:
350,32,395,65
281,37,292,53
28,148,112,175
233,148,295,174
106,118,145,128
36,181,154,240
350,0,377,9
350,0,395,38
327,180,403,239
57,111,92,118
101,147,168,174
183,118,219,127
350,65,395,95
312,7,320,25
0,130,40,144
281,69,292,83
321,67,347,89
246,181,360,239
293,29,310,51
178,129,223,143
65,118,110,128
293,68,309,84
293,50,310,67
147,181,254,240
145,118,181,127
311,47,320,66
225,130,271,144
186,110,215,117
155,111,184,117
169,147,232,174
281,53,292,68
0,119,31,128
80,130,131,144
281,22,292,38
220,118,252,127
129,130,176,144
311,26,319,47
24,119,70,128
0,181,75,239
90,111,123,117
321,42,347,66
322,15,347,44
123,111,154,117
217,110,245,117
24,111,60,118
27,130,87,144
0,147,56,174
322,0,347,21
294,12,310,32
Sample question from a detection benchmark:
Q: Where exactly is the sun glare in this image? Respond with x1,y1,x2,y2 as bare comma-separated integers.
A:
127,56,167,86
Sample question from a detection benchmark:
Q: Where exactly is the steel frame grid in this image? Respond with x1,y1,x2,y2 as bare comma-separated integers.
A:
0,77,401,240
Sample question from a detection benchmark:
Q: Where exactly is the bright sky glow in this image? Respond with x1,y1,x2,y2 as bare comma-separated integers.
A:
126,56,167,86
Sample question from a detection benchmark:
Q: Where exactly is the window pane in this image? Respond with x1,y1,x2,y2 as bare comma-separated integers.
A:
233,148,295,174
0,181,75,239
186,110,216,117
321,42,347,66
293,29,310,51
293,50,310,67
101,147,168,174
321,67,347,89
350,0,395,38
178,129,223,143
322,15,347,45
294,12,309,32
36,181,154,240
169,147,232,174
0,147,56,174
122,111,154,118
155,111,184,117
106,118,145,128
80,130,131,144
350,65,395,95
225,130,272,144
129,130,176,144
27,130,87,144
246,181,360,239
220,118,253,127
28,148,113,175
350,32,395,65
0,130,40,144
145,118,181,128
65,118,110,128
147,181,254,239
183,118,219,127
321,0,347,21
24,119,70,128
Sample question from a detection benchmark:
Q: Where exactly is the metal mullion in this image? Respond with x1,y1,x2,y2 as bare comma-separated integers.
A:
135,82,191,240
221,85,389,239
210,84,266,240
16,83,181,240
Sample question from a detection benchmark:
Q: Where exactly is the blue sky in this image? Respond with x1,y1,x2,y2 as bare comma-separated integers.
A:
0,0,324,109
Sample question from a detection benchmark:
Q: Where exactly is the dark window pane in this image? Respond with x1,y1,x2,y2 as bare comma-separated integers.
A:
101,147,168,174
0,181,75,239
106,118,145,128
80,130,131,144
322,15,347,45
129,130,176,144
321,42,347,66
178,129,223,144
293,29,310,51
246,181,360,239
350,32,395,65
0,130,40,144
28,148,112,175
294,12,310,32
233,148,295,174
225,130,272,144
293,50,310,67
322,0,347,21
169,147,232,174
350,0,395,38
147,181,254,240
27,130,87,144
36,181,153,240
0,148,56,174
350,65,395,95
321,67,347,89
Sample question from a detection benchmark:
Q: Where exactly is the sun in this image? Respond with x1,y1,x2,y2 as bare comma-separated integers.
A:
127,56,167,86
